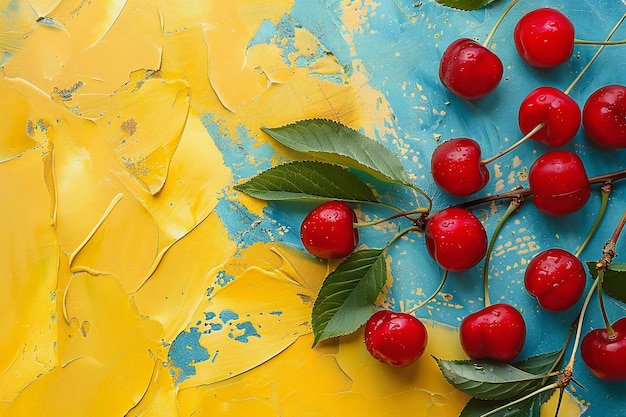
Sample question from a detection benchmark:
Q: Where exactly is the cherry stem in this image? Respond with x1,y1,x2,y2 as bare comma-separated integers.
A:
410,183,434,214
354,207,429,229
406,269,448,315
480,122,545,166
597,270,615,338
480,383,559,417
574,39,626,46
564,12,626,95
482,198,522,307
566,277,600,371
574,182,612,258
482,0,519,48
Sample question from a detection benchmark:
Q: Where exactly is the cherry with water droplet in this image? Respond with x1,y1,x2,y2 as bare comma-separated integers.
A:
364,310,429,367
424,207,488,272
460,303,526,363
581,317,626,382
514,8,575,68
583,84,626,148
528,150,591,216
430,138,489,196
300,200,359,259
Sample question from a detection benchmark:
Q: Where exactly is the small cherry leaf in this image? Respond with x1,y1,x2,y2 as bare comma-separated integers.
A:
460,395,544,417
261,119,412,186
514,350,563,375
233,160,378,203
434,0,498,11
311,248,387,347
434,357,550,401
586,262,626,304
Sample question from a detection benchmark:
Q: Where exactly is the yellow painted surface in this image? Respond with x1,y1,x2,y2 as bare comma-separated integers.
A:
0,1,586,416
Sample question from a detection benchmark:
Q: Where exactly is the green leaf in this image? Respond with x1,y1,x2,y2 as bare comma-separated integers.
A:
514,350,562,375
434,358,549,401
262,119,411,186
311,249,387,346
586,262,626,304
460,395,544,417
434,0,499,11
233,160,378,203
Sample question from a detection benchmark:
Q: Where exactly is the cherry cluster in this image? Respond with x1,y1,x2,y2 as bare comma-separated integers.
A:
299,6,626,378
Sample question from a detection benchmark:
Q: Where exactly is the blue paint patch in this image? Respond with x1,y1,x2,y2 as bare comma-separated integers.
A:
268,310,283,316
233,321,261,343
215,270,236,287
200,113,275,182
219,309,239,324
168,327,210,385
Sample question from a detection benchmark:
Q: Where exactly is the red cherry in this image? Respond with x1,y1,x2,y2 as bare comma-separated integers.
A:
583,84,626,148
364,310,428,367
524,248,586,311
300,200,358,259
518,86,581,147
528,150,591,216
460,303,526,363
431,138,489,196
439,38,503,100
581,317,626,381
513,8,575,68
424,207,487,272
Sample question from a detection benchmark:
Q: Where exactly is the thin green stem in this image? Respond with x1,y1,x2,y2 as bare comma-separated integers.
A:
483,199,521,307
481,122,545,165
483,0,519,47
566,278,600,369
574,39,626,45
597,270,615,338
480,383,559,417
410,183,433,214
355,207,429,228
574,182,612,258
406,270,448,315
564,12,626,95
384,225,421,250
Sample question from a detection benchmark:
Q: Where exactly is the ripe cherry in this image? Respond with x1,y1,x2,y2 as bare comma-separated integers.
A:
513,8,575,68
460,303,526,363
581,317,626,381
528,150,591,216
518,86,581,147
431,138,489,196
524,248,586,311
364,310,428,367
439,38,503,100
424,207,487,272
582,84,626,148
300,200,358,259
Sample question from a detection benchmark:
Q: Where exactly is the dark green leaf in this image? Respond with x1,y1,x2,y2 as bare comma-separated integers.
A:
460,395,544,417
434,0,498,11
262,119,411,186
311,249,387,346
586,262,626,304
435,358,549,401
233,161,378,203
514,350,562,375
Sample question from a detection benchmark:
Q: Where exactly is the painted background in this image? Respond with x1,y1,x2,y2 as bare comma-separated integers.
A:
1,0,625,416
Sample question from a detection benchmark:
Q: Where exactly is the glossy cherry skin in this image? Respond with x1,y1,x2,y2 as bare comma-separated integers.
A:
524,248,586,311
513,8,575,68
300,200,358,259
364,310,428,367
583,84,626,148
431,138,489,196
439,38,503,100
424,207,487,272
528,150,591,216
518,86,581,147
581,317,626,381
460,303,526,363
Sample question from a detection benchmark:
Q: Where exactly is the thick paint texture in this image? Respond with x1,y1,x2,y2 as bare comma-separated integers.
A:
1,0,625,416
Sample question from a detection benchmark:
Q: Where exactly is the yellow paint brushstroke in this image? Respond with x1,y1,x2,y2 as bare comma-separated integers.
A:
176,242,324,389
